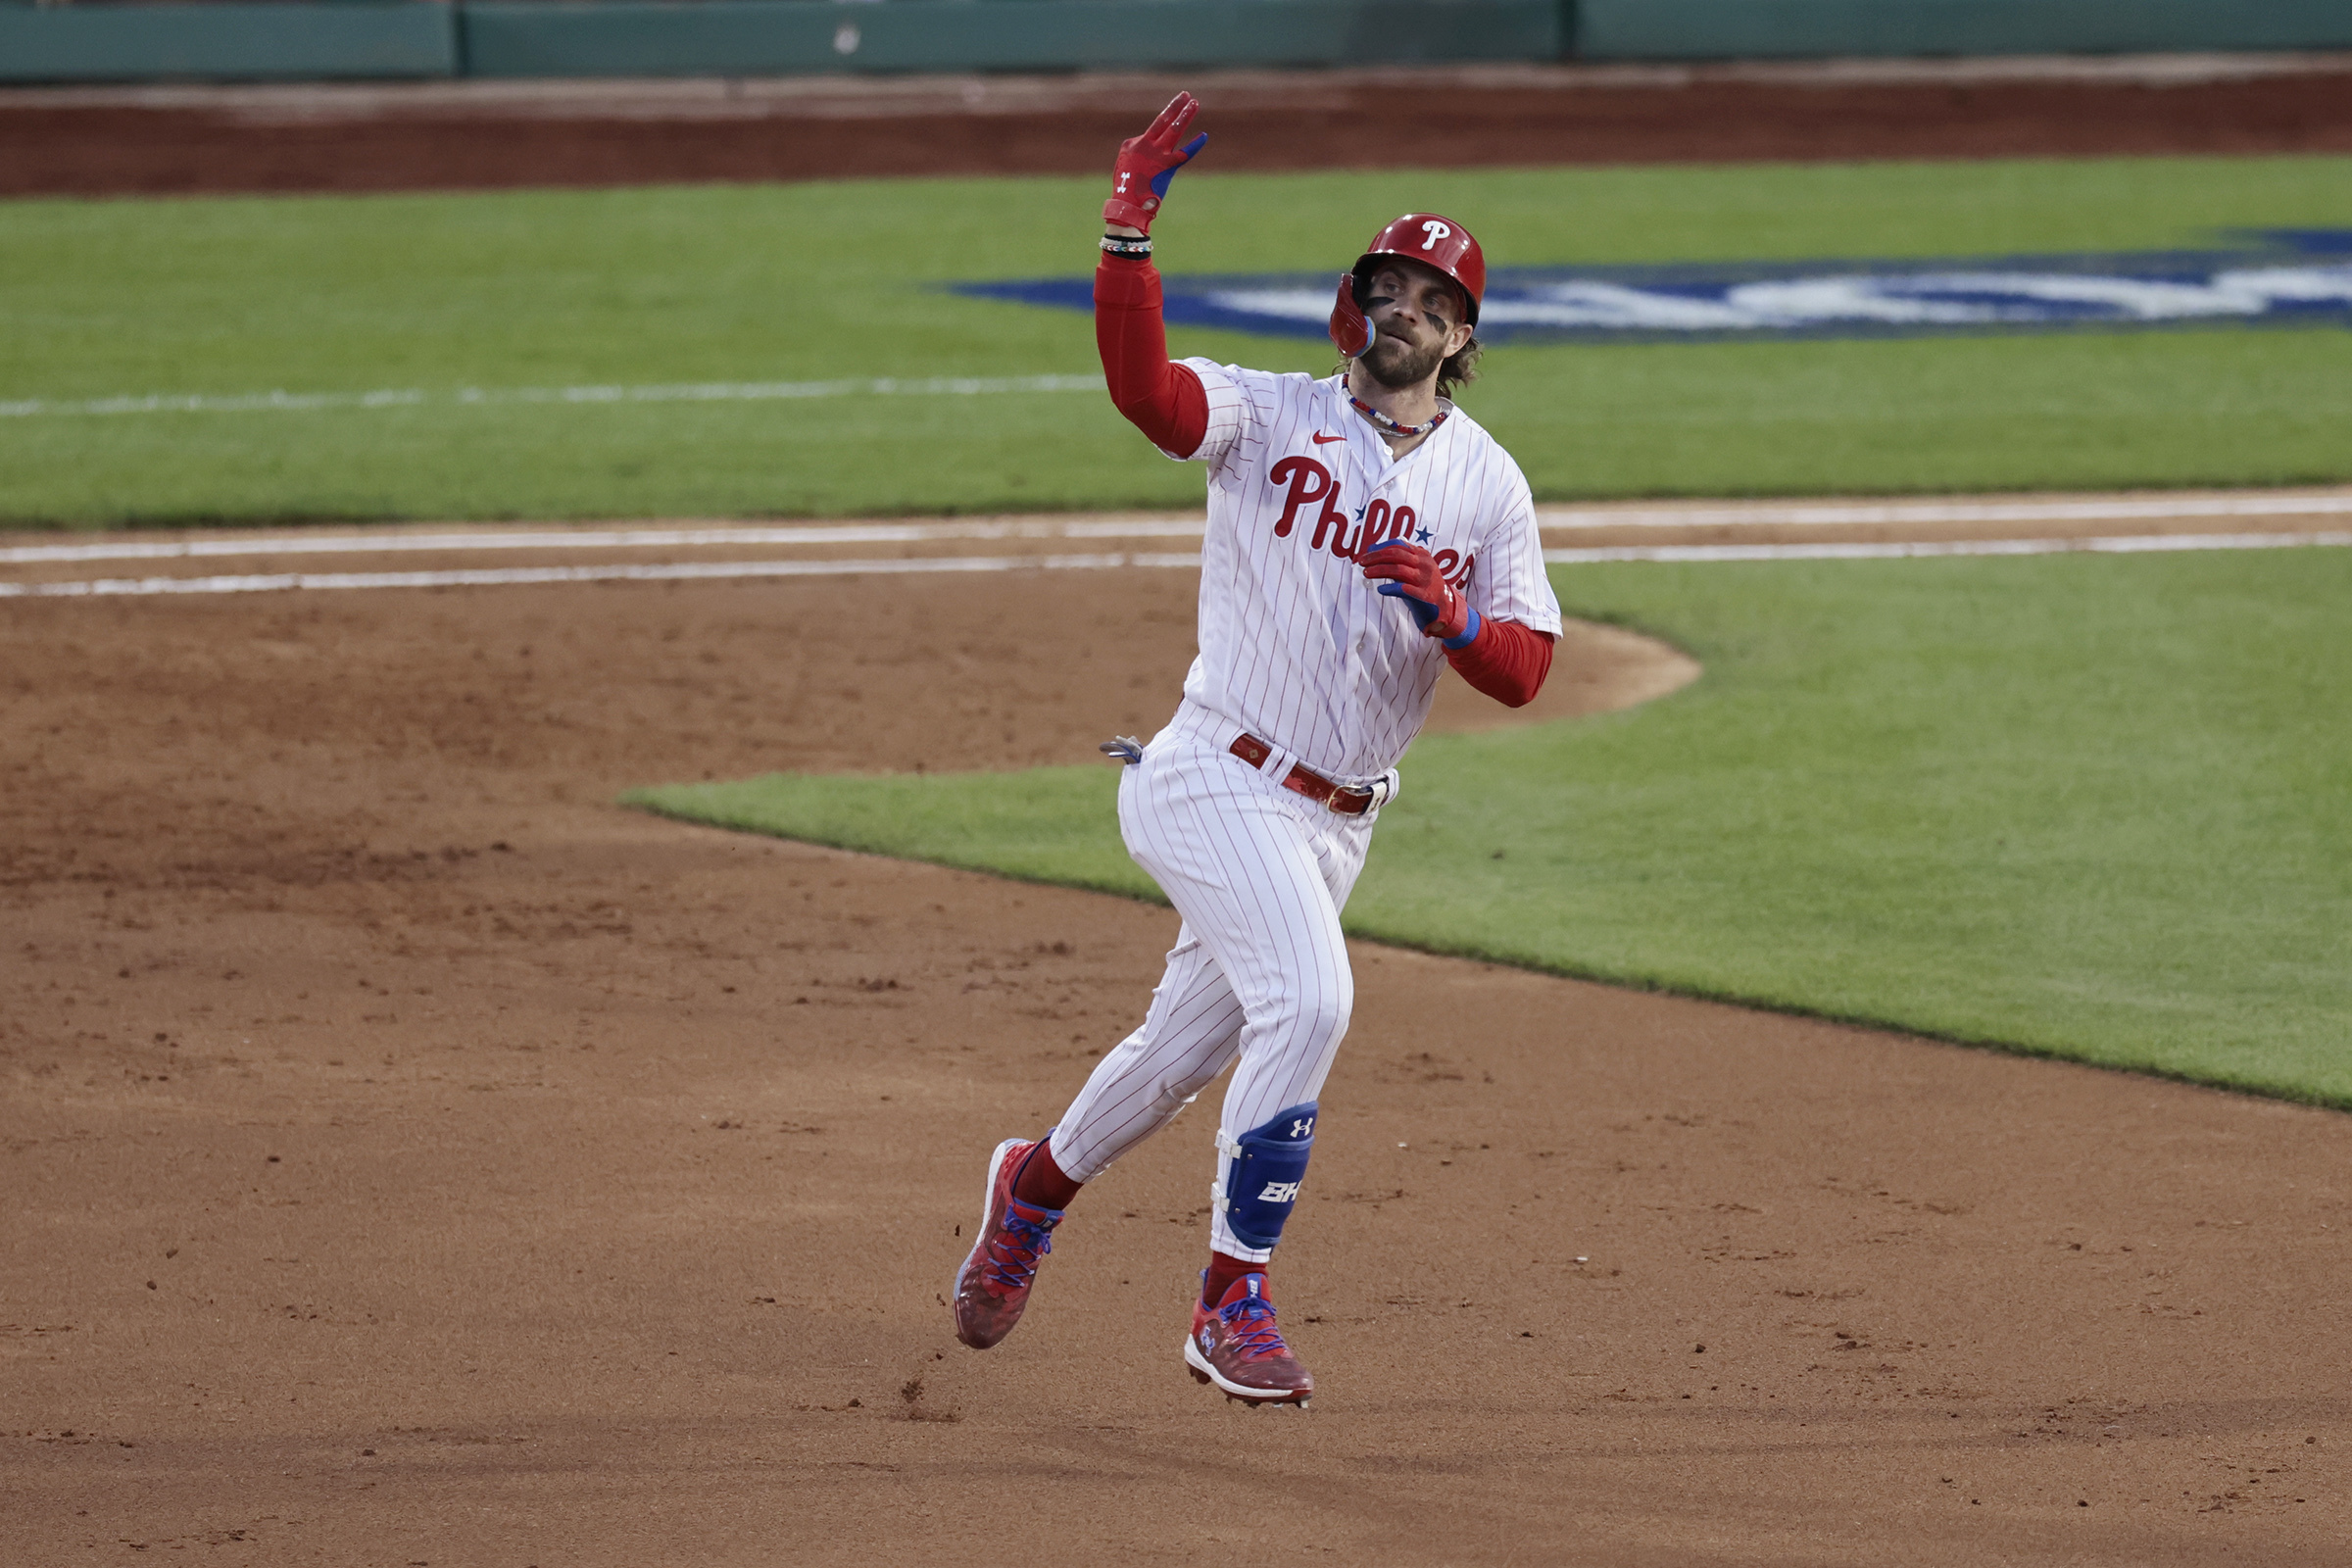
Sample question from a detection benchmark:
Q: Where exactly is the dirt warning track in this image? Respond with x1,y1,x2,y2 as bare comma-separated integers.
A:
8,55,2352,197
4,511,2350,1565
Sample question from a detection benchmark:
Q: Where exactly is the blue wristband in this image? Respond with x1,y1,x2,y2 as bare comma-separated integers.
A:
1441,607,1483,650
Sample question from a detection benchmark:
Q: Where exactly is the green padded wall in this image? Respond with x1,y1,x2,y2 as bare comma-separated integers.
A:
7,0,2351,86
0,3,457,84
460,0,1563,77
1577,0,2352,60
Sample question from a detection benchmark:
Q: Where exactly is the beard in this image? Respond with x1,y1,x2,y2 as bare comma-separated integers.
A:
1358,328,1447,390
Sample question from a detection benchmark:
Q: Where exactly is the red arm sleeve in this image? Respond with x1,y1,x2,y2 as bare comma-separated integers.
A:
1445,617,1554,709
1095,254,1208,459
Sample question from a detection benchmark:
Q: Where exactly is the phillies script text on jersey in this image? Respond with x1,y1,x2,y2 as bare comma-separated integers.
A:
1267,454,1475,590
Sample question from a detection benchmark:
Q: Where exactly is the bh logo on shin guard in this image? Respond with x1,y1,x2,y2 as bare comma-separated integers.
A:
1220,1102,1317,1252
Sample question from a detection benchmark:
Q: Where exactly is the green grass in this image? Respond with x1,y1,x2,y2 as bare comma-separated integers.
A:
5,155,2351,527
629,549,2352,1106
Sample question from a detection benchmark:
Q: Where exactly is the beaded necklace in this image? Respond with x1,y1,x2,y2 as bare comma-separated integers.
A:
1348,393,1448,440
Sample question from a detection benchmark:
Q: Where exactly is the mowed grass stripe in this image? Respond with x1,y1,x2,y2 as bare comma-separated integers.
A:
5,156,2351,527
632,550,2352,1107
0,372,1103,421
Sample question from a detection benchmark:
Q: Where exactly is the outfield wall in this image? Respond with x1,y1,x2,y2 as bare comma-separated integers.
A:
1576,0,2352,60
2,0,2349,85
0,3,458,83
463,0,1559,77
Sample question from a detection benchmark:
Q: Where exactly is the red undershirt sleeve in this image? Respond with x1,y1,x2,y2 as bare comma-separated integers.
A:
1445,617,1554,709
1095,253,1208,460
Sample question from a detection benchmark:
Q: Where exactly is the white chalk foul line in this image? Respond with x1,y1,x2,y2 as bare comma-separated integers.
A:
0,373,1104,421
0,516,1209,566
6,530,2349,601
0,551,1207,599
1544,530,2352,564
10,490,2348,568
1535,493,2352,529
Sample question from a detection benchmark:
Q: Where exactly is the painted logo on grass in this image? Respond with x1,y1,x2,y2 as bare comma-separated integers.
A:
954,229,2352,345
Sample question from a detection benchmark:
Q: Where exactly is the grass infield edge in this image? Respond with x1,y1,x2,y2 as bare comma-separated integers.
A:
616,787,2352,1117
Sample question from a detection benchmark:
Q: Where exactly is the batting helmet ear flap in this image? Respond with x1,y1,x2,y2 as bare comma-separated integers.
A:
1329,271,1375,359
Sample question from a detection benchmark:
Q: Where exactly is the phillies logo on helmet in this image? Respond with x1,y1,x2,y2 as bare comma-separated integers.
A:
1354,213,1486,325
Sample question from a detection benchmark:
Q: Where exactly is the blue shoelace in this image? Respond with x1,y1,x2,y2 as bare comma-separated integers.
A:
981,1212,1055,1291
1218,1296,1289,1357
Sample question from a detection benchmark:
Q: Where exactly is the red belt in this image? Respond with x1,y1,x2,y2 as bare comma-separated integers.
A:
1228,733,1376,815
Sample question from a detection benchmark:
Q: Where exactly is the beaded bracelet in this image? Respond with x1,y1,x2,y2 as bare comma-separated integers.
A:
1099,234,1153,258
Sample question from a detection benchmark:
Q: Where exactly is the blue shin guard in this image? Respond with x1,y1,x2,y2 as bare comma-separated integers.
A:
1216,1103,1318,1252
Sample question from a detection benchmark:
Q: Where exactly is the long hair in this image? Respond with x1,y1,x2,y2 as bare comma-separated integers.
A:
1436,335,1483,401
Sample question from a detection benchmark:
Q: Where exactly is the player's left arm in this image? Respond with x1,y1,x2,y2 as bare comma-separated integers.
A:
1360,472,1562,708
1442,610,1555,709
1453,471,1565,707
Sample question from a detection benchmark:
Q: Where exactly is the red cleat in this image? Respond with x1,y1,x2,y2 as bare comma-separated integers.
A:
950,1138,1064,1350
1184,1272,1313,1406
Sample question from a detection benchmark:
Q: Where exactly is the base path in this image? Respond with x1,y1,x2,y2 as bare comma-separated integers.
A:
3,524,2348,1564
7,54,2352,196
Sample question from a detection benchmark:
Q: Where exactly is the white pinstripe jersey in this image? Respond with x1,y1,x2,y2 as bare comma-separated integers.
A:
1168,362,1563,783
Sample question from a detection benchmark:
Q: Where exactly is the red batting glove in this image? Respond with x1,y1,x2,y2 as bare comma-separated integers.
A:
1102,92,1208,235
1328,272,1374,358
1361,540,1474,644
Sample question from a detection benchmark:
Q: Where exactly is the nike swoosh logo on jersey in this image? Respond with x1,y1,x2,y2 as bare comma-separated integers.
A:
1310,431,1346,444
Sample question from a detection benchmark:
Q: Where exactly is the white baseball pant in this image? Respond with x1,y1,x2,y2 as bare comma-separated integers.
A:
1047,701,1385,1262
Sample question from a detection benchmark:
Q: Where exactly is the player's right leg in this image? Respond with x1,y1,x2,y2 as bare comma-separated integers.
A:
954,924,1247,1350
1051,923,1247,1179
948,1135,1063,1349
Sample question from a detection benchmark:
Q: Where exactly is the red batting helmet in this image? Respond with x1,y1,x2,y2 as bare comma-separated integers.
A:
1353,213,1486,325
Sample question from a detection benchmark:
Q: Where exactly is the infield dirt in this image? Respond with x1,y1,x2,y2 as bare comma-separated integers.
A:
4,551,2349,1565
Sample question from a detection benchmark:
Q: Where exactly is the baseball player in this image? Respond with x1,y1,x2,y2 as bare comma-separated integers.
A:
952,92,1562,1405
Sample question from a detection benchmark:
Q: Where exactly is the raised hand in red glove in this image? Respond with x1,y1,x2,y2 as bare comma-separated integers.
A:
1328,272,1374,358
1362,539,1478,646
1102,92,1208,234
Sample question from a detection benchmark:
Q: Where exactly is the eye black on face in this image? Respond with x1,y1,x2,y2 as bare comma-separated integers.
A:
1368,266,1454,328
